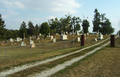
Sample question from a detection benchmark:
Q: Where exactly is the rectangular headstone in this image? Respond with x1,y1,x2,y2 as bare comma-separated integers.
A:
61,35,67,40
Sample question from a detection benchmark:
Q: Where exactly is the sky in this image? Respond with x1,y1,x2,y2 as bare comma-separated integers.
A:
0,0,120,34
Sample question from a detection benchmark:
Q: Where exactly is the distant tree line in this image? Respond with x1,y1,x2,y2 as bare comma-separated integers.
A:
0,8,115,41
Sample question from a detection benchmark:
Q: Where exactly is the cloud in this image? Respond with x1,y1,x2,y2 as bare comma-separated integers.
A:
1,0,24,9
22,0,82,14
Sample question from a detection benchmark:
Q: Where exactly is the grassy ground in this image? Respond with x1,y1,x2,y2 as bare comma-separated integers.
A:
7,35,110,77
0,35,109,72
50,36,120,77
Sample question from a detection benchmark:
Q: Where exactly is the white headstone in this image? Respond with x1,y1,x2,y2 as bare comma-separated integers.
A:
21,41,26,46
53,38,56,42
16,37,21,42
50,36,53,40
99,34,103,40
94,38,97,41
61,35,67,40
30,40,34,45
76,31,79,35
77,37,80,42
10,38,13,43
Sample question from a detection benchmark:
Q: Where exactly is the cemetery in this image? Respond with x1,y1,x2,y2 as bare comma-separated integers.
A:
0,6,119,77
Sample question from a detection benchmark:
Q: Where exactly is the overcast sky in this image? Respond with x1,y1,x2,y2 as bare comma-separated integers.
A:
0,0,120,34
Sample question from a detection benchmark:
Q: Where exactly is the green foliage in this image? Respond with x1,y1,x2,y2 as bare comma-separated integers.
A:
82,19,90,33
0,14,6,40
40,22,50,38
93,9,101,32
19,21,28,38
28,21,35,35
93,9,114,34
70,16,81,32
35,24,39,35
101,19,114,35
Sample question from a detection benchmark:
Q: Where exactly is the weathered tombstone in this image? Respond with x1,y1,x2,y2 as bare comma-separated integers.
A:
94,38,97,41
21,41,26,46
81,35,85,46
61,35,67,40
9,38,13,43
53,38,56,43
30,40,36,48
77,37,80,42
99,33,103,40
110,35,115,47
50,36,53,40
39,33,41,36
76,31,79,35
30,40,34,44
16,37,21,42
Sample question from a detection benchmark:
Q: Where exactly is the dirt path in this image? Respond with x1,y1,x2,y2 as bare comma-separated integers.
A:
28,41,111,77
0,37,111,77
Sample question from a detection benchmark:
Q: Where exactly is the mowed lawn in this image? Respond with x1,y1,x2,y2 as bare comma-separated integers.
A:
51,36,120,77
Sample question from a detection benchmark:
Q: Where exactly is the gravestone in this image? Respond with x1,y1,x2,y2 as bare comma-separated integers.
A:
30,40,36,48
94,38,97,41
21,41,26,46
76,31,79,35
99,33,103,40
77,37,80,42
16,37,21,42
9,38,13,43
50,36,53,40
39,33,41,36
61,35,67,40
53,38,56,43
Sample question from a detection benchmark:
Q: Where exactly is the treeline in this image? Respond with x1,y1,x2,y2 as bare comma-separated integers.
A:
0,9,114,41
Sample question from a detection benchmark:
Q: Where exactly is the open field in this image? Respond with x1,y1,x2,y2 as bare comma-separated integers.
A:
50,36,120,77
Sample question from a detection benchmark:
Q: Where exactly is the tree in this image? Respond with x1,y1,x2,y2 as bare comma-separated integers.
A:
93,9,101,32
0,14,6,40
59,14,71,32
35,24,39,35
19,21,28,38
28,21,35,36
48,17,59,34
70,16,81,32
40,22,50,38
82,19,90,33
101,19,114,35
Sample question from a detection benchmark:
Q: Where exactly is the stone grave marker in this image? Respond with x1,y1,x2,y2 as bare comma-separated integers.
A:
99,33,103,40
76,31,79,35
21,41,26,46
61,35,67,40
9,38,13,43
77,37,80,42
50,36,53,40
30,40,36,48
94,38,97,41
53,38,56,43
